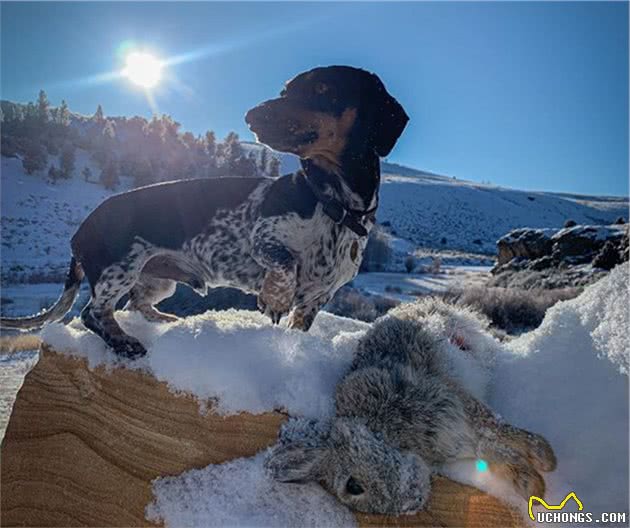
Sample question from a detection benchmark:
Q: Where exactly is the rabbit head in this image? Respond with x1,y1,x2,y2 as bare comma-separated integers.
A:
265,417,432,515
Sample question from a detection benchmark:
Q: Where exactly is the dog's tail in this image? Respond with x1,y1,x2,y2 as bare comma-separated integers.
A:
0,257,85,330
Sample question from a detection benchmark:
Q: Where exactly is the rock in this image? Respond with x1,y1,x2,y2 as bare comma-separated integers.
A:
592,241,622,271
551,225,626,264
492,224,628,288
1,346,524,528
496,228,555,265
530,255,556,271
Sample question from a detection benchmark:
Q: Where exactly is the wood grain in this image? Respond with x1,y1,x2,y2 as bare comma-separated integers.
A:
1,346,523,527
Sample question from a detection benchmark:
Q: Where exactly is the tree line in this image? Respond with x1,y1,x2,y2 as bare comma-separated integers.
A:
0,90,281,190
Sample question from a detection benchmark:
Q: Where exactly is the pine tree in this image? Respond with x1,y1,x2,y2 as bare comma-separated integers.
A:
205,131,216,158
58,100,70,126
259,147,268,175
37,90,49,123
132,159,154,188
48,164,58,183
181,131,196,150
224,132,243,172
22,141,47,174
94,104,105,123
60,143,75,178
268,157,281,178
82,166,92,182
13,105,24,123
100,160,119,190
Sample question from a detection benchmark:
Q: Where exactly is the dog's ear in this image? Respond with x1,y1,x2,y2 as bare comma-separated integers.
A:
369,74,409,157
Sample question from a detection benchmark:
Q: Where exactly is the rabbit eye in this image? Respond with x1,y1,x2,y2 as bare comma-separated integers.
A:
345,477,365,496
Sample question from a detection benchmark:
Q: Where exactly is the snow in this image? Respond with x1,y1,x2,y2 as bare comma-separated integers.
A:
551,224,627,243
0,154,121,282
490,263,629,520
351,266,491,301
0,282,91,318
377,173,627,254
498,227,559,245
0,350,38,439
147,452,357,528
41,309,369,419
2,152,627,282
1,265,627,526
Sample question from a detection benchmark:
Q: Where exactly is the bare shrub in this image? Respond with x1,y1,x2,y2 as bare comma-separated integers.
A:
360,227,391,272
429,256,442,274
445,286,580,334
326,286,398,322
404,255,416,273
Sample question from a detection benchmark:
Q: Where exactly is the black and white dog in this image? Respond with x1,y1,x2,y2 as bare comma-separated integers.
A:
1,66,408,358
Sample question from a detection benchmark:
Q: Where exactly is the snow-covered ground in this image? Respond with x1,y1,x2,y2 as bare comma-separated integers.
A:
352,266,491,302
1,264,626,526
0,282,91,318
377,173,628,254
2,152,627,282
0,349,38,439
0,154,131,283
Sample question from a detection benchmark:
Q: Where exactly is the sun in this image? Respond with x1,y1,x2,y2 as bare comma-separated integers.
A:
123,51,163,89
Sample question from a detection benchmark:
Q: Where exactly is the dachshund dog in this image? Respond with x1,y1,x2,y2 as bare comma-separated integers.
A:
1,66,409,358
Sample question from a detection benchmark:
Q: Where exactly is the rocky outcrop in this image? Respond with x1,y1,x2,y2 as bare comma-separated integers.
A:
491,224,628,288
551,225,627,264
1,346,524,528
496,228,556,265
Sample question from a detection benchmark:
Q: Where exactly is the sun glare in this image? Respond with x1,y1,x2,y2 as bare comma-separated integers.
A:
123,51,163,89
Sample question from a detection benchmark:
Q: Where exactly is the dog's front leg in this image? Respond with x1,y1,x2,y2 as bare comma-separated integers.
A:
287,292,333,331
251,237,297,325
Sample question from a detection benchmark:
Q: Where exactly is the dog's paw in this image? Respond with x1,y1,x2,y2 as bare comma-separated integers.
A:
258,269,296,325
287,309,316,331
112,338,147,359
257,295,287,325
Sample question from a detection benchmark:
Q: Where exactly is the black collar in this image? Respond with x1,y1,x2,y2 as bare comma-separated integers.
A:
302,164,377,238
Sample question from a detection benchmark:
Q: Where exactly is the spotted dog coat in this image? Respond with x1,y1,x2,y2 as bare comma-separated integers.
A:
1,66,408,358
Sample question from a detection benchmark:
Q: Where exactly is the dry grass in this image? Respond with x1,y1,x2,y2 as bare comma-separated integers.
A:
0,334,42,355
327,286,399,322
445,286,580,334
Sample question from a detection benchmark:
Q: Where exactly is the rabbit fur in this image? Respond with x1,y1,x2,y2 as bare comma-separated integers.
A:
265,298,556,515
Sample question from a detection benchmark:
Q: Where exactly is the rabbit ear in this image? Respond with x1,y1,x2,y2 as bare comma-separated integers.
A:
265,443,327,483
278,417,330,447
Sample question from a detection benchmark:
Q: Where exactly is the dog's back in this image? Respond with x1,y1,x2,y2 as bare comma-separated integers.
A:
71,177,264,283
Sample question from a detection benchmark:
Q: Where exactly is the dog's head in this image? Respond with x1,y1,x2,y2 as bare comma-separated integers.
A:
245,66,408,168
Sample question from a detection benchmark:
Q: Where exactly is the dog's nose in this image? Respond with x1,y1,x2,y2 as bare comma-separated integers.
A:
245,107,257,126
245,104,269,127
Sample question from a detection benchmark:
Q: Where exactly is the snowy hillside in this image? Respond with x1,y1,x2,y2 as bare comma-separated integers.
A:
247,149,628,253
0,155,131,282
377,173,627,254
25,263,626,526
1,151,627,282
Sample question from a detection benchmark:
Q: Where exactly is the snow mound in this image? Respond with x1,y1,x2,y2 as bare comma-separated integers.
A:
40,309,369,419
491,263,629,520
147,451,356,528
41,270,629,524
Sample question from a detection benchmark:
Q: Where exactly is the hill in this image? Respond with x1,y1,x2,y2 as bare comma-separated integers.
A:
2,150,628,283
1,94,627,282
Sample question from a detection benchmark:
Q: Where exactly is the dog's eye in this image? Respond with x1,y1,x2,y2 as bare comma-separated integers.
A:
346,477,365,496
315,82,328,95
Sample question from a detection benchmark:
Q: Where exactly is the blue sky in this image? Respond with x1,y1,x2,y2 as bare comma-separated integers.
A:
1,2,628,196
